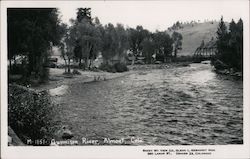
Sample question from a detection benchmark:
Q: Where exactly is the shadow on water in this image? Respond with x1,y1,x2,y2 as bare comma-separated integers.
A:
56,63,243,145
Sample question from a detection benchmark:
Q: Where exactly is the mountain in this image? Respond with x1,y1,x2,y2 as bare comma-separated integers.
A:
168,21,220,56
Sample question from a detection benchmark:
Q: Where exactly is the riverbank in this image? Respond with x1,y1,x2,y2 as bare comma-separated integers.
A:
214,68,242,78
32,68,136,91
32,62,192,91
211,59,243,78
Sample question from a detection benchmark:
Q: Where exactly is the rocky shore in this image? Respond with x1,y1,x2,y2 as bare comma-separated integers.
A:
214,68,242,78
212,59,242,78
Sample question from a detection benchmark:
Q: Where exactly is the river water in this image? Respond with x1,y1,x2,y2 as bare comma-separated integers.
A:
57,63,243,145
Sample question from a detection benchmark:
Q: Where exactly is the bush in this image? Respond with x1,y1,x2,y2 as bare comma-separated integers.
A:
212,59,228,70
39,67,49,83
175,55,193,62
9,64,49,85
72,69,81,75
99,63,128,73
8,84,56,145
99,63,113,72
114,63,129,72
9,64,24,75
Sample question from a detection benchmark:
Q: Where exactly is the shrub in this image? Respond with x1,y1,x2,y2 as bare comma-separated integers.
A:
114,63,129,72
72,69,81,75
99,63,128,73
39,67,49,83
99,63,113,72
212,59,228,70
9,64,24,75
175,55,193,62
8,84,56,145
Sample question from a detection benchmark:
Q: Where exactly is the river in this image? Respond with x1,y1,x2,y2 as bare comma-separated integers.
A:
55,63,243,145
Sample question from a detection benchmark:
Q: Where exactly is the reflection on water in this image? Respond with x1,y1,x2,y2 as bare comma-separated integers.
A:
57,63,243,145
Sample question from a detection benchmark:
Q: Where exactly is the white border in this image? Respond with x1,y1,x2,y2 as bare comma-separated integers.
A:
1,1,250,159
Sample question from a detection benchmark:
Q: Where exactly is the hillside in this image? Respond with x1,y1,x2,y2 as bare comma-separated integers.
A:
168,21,220,56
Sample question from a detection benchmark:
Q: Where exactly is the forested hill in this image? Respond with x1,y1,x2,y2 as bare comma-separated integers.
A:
168,21,221,56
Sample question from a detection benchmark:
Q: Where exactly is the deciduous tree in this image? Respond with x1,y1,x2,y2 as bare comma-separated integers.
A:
7,8,64,82
172,31,183,58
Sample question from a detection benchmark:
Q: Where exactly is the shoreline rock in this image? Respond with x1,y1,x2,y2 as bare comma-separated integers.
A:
214,68,242,78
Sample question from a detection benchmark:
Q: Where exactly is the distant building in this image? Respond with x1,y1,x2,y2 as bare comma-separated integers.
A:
50,46,65,65
93,52,103,68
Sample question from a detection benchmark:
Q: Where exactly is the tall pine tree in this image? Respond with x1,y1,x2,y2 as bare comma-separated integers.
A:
215,17,243,72
216,16,229,63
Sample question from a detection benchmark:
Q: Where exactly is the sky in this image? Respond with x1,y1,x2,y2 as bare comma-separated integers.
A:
58,1,248,32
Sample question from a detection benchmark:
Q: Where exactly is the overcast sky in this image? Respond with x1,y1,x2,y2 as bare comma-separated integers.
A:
58,1,247,32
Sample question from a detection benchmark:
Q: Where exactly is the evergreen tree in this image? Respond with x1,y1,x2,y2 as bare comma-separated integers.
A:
236,19,243,71
76,8,92,23
214,17,243,72
216,16,229,64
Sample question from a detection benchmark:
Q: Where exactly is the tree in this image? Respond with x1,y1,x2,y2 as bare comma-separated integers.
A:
236,19,243,71
7,8,64,82
228,19,238,68
76,8,92,23
71,8,101,69
75,19,101,69
214,17,243,72
172,31,183,58
59,24,75,73
101,23,119,64
128,26,149,57
153,31,173,62
141,36,155,64
216,16,229,62
228,19,243,71
115,24,129,57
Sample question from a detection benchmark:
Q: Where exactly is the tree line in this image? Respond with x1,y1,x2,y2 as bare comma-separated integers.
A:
8,8,183,82
214,17,243,72
60,8,183,72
